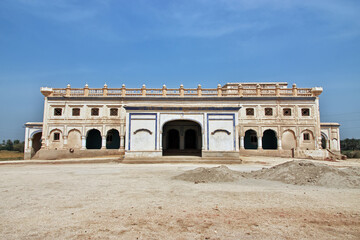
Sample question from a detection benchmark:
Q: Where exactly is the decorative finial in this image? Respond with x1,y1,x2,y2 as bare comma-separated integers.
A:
85,83,88,88
180,84,184,87
122,84,125,88
163,84,166,88
104,83,107,88
142,84,146,88
198,84,201,88
67,84,71,88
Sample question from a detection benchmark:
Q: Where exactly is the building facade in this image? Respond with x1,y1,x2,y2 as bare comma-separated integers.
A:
24,82,341,160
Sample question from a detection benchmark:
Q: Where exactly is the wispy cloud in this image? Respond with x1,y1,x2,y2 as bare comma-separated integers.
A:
3,0,360,41
132,0,360,40
14,0,106,22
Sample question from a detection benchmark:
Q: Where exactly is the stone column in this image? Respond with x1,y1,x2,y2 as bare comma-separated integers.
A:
63,135,68,146
159,130,162,150
278,138,282,150
120,134,125,149
179,127,184,150
296,136,301,150
102,136,106,149
240,136,244,149
119,123,125,150
81,136,86,150
258,136,263,149
28,138,33,149
119,106,126,150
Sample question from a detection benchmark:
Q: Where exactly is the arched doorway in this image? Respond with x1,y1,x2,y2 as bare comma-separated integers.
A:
321,133,328,149
167,129,180,149
262,129,277,150
244,130,258,149
86,129,102,149
163,120,201,156
106,129,120,149
32,132,42,156
185,129,197,149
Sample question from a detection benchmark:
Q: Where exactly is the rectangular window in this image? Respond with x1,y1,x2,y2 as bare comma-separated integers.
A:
303,133,310,141
110,108,118,116
246,108,254,116
54,108,62,116
91,108,99,116
302,108,310,116
54,132,60,141
283,108,291,116
72,108,80,116
265,108,273,116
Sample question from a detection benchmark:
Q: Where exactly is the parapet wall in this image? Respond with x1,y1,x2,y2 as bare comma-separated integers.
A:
41,83,323,98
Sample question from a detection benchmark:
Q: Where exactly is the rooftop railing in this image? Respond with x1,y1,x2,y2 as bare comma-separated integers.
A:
41,83,322,98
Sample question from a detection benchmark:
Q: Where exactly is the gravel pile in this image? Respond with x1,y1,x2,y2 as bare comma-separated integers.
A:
243,160,360,188
172,165,240,183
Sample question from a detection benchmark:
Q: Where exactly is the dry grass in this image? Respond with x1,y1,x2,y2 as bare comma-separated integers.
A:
0,151,23,160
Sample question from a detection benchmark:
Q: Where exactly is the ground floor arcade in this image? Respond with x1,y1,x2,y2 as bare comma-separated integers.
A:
24,119,340,160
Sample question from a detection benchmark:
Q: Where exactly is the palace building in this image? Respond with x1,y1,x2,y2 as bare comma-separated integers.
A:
24,82,341,160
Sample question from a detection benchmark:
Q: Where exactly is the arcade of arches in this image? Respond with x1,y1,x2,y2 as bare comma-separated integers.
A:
243,129,279,150
162,120,202,156
86,129,121,149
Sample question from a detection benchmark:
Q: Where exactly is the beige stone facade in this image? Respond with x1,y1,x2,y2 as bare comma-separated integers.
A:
24,82,341,160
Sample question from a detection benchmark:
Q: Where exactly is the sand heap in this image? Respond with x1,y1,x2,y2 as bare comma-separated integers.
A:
173,165,240,183
243,160,360,188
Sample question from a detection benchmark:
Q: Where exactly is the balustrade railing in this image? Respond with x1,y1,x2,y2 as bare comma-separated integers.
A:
43,83,321,98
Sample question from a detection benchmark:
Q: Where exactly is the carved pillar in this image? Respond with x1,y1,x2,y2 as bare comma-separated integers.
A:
66,84,71,97
81,136,86,150
180,84,184,97
296,136,301,150
217,84,222,96
278,138,282,150
162,85,167,97
197,84,202,96
141,84,146,96
258,136,263,149
179,127,184,150
120,133,125,149
63,135,68,147
121,84,126,97
276,84,280,97
256,84,261,96
238,84,243,97
103,83,108,96
101,136,106,149
28,138,33,149
240,136,244,149
84,84,89,96
292,83,297,96
119,106,126,150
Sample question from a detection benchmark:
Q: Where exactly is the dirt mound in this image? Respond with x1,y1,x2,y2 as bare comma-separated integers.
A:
243,160,360,188
173,165,240,183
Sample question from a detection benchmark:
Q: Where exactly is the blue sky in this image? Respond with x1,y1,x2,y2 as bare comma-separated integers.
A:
0,0,359,141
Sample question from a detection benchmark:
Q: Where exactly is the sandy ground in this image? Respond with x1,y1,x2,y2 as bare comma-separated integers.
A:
0,157,359,239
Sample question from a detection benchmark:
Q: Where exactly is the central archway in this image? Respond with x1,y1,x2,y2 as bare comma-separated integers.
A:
162,120,202,156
